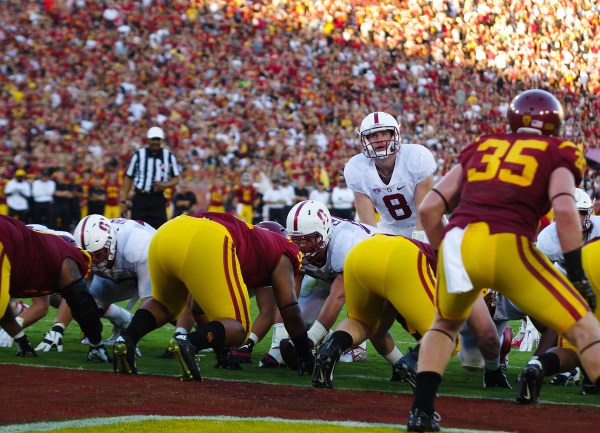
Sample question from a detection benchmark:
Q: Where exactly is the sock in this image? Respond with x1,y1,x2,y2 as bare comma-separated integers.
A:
326,330,353,355
536,352,561,376
188,321,226,351
307,320,328,345
123,309,156,345
411,372,442,415
384,346,403,365
103,304,133,328
247,332,259,347
484,356,501,371
175,327,188,335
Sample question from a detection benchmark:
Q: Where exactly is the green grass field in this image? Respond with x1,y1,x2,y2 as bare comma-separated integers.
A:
0,298,596,407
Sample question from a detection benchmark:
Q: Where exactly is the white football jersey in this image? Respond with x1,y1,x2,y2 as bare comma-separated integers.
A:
301,217,381,282
94,218,156,296
536,215,600,263
344,143,436,236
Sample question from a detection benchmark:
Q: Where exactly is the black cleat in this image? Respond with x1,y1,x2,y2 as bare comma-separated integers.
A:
312,340,341,388
113,335,137,375
483,367,512,389
516,362,544,404
230,343,253,364
392,346,419,389
407,409,441,432
168,334,202,381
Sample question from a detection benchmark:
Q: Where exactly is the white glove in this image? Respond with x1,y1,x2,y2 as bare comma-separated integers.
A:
87,344,111,363
35,323,65,352
519,317,540,352
0,329,13,347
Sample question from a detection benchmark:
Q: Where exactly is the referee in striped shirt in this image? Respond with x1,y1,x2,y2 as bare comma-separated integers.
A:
120,126,180,229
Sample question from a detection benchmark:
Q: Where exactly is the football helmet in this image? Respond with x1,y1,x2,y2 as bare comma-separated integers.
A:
255,221,289,238
73,214,116,272
507,89,564,136
575,187,593,233
358,111,400,159
286,200,332,265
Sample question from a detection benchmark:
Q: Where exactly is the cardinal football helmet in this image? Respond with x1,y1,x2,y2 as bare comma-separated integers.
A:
507,89,564,136
73,214,116,272
255,221,289,238
286,200,332,265
575,187,593,233
358,111,400,159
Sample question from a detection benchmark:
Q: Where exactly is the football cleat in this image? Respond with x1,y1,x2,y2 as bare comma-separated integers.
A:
312,341,341,388
580,372,598,395
113,336,137,375
102,325,123,346
483,367,512,389
339,345,368,363
407,409,441,432
214,347,242,370
230,343,253,364
258,352,285,368
168,334,202,381
516,362,544,404
550,368,581,386
391,346,419,389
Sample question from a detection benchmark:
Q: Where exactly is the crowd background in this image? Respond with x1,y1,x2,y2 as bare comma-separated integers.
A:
1,0,600,228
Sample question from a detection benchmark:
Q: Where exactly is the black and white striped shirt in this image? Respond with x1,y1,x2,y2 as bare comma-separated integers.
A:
125,147,180,193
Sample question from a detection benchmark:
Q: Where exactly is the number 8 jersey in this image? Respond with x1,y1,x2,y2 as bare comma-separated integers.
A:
344,143,436,236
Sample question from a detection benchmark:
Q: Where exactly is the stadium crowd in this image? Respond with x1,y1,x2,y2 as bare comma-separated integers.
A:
1,0,600,222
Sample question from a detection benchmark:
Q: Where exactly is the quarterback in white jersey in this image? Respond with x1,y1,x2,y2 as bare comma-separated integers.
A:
35,215,156,352
344,111,436,238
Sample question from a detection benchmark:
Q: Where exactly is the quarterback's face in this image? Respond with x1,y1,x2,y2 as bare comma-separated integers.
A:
366,130,393,152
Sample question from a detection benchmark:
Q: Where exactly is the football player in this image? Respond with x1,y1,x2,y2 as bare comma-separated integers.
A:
515,188,600,402
0,215,109,362
35,215,156,352
344,111,436,240
112,212,313,380
407,89,599,432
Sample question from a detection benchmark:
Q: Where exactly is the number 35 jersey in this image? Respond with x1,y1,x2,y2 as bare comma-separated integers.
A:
450,132,585,241
344,143,436,236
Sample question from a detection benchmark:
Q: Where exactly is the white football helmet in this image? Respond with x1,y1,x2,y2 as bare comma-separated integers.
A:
575,188,593,232
286,200,332,265
73,214,116,272
358,111,400,159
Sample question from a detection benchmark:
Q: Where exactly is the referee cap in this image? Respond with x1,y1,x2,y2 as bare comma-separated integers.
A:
147,126,165,140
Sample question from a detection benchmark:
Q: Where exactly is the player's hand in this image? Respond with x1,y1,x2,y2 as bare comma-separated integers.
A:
297,351,315,376
15,335,37,357
0,329,14,348
571,279,596,312
35,323,65,352
88,344,112,363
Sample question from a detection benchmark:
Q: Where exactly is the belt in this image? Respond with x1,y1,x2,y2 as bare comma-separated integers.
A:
135,189,163,195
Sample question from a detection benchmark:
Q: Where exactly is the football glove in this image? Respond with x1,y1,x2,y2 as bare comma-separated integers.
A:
297,351,315,376
15,335,37,357
0,329,14,348
35,323,65,352
571,279,596,312
87,344,111,363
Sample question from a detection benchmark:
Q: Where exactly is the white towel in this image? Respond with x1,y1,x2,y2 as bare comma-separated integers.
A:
443,226,475,294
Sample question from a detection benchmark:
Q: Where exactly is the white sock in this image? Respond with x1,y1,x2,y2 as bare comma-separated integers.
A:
248,332,259,345
307,320,328,345
485,357,501,371
384,346,403,365
103,304,133,328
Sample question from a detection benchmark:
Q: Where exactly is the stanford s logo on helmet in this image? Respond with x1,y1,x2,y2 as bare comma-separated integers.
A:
507,89,564,136
286,200,332,265
73,214,117,272
358,111,401,159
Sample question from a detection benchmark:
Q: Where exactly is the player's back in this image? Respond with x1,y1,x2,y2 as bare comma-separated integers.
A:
449,132,583,241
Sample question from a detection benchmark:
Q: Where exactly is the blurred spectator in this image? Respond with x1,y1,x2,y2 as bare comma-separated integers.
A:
5,169,31,223
172,180,198,218
87,176,107,217
292,175,310,206
309,182,331,207
31,169,56,228
262,179,288,225
330,176,355,220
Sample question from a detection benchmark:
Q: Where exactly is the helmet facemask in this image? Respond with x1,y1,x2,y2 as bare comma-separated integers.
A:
290,231,328,265
361,128,400,159
90,237,116,272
